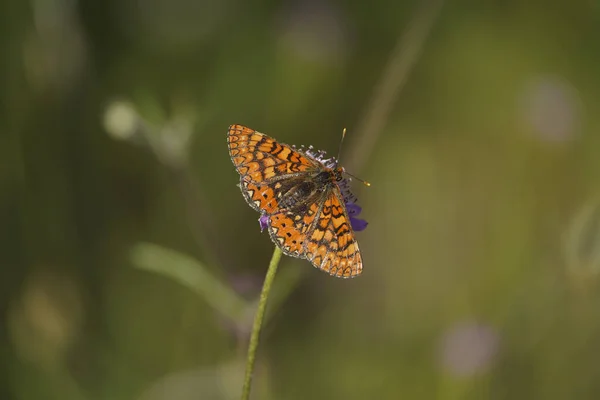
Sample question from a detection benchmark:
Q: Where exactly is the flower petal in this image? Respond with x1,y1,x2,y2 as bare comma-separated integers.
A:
346,202,362,217
258,214,269,232
350,216,368,232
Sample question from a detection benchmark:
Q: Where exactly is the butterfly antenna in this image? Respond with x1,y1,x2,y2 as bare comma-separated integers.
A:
344,170,371,187
336,127,371,187
335,127,347,166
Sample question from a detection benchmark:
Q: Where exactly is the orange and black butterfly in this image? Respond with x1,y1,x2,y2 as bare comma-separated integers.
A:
227,124,368,278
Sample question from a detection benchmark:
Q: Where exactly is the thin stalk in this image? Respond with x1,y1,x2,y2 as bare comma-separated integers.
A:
241,247,283,400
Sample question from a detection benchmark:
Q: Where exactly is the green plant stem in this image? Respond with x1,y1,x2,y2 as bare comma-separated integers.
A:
347,0,445,172
241,246,283,400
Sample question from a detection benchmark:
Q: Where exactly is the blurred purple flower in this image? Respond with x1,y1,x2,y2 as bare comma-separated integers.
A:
227,273,263,299
438,321,500,378
218,273,263,341
276,0,349,63
521,75,582,143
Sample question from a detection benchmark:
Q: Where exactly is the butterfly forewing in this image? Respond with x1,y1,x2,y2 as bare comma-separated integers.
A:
227,124,319,184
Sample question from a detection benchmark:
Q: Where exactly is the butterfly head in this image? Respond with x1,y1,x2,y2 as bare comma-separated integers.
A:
292,129,369,232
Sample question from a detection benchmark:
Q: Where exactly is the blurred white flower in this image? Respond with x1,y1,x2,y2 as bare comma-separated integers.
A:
103,100,141,141
103,99,194,167
438,320,500,377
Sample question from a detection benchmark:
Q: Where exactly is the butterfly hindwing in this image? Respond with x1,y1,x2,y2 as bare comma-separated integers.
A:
304,187,362,278
267,201,321,257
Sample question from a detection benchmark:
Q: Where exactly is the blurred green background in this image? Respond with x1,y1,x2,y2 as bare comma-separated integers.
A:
3,0,600,399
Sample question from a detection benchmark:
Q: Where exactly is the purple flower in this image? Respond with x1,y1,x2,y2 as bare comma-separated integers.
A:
258,214,269,232
346,202,368,232
335,166,368,232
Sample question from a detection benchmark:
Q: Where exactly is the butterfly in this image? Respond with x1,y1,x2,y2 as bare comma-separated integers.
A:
227,124,368,278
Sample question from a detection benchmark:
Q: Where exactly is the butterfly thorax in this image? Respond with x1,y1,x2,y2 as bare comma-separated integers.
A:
277,168,340,211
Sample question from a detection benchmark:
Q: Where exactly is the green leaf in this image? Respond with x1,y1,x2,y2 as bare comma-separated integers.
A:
130,242,247,322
